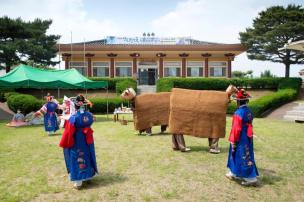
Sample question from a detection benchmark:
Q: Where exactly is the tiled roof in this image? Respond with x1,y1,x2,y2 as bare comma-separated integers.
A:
69,39,221,46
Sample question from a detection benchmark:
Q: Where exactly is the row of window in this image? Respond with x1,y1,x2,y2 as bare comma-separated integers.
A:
70,61,227,77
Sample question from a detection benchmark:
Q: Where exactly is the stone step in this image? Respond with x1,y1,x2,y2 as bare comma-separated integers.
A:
283,115,304,121
137,85,156,95
286,109,304,115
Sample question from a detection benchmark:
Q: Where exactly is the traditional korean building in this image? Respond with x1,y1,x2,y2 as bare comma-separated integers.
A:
58,36,245,85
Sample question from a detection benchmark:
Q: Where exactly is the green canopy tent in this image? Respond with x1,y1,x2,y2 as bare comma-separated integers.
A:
0,64,107,89
0,64,110,116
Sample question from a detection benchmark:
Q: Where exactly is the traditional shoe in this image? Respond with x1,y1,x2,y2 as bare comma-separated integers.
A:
146,133,152,136
241,180,258,187
172,148,179,151
73,181,83,189
181,147,191,152
209,148,220,154
225,173,235,180
225,173,241,180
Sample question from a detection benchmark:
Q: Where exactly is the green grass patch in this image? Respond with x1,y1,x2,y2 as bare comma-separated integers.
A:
0,116,304,201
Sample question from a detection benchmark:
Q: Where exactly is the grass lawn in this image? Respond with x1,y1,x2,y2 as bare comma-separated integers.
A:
0,115,304,202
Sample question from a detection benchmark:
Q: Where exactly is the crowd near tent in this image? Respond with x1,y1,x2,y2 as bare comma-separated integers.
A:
0,64,107,89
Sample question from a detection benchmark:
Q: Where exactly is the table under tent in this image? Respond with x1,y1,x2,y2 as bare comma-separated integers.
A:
0,64,109,115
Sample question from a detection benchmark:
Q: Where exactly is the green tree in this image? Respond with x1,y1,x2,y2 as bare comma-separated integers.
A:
240,5,304,78
0,16,60,72
232,70,253,78
260,70,275,78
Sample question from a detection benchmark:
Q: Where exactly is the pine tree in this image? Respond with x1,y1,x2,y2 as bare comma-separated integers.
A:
0,16,60,72
240,5,304,78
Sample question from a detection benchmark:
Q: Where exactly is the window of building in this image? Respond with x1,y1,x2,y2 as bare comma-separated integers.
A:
209,62,227,77
164,61,181,77
187,61,204,77
70,61,88,76
115,61,132,77
93,62,109,77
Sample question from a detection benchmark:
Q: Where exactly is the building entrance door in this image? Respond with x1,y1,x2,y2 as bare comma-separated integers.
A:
138,68,157,85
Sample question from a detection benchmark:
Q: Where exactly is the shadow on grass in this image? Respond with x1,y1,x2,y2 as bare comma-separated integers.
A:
228,168,282,188
82,172,128,190
258,168,282,186
189,145,230,153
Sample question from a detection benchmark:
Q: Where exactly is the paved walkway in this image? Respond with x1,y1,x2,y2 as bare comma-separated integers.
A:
0,102,14,120
266,101,300,120
266,87,304,120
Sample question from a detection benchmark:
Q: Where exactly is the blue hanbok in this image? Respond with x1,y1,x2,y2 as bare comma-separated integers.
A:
227,105,259,179
60,111,98,182
43,102,59,132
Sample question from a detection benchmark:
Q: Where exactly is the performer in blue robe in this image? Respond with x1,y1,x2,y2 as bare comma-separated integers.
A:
36,93,59,135
226,89,259,186
59,94,98,189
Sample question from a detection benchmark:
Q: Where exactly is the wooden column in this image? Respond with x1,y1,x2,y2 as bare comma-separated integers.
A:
179,53,189,77
205,58,209,77
107,53,117,78
130,53,140,77
182,58,186,77
62,53,71,69
156,53,166,78
65,59,70,69
202,53,211,77
133,58,137,75
88,57,92,77
85,53,94,77
110,58,115,78
227,59,232,78
159,57,164,78
225,53,235,78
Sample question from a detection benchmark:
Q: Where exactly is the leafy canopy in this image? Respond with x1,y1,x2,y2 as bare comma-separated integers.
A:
0,16,60,72
240,5,304,77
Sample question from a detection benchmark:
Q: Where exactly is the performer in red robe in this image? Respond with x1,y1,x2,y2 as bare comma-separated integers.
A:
226,89,259,186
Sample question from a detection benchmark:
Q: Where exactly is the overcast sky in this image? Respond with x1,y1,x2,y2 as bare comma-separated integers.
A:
1,0,303,76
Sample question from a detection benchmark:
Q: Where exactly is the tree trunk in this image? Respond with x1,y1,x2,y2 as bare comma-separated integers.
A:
5,65,11,73
285,63,290,78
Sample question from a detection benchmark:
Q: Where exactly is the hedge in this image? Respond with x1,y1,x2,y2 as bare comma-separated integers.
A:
89,77,137,92
156,77,301,92
7,94,44,114
116,80,137,95
227,89,297,117
89,97,129,113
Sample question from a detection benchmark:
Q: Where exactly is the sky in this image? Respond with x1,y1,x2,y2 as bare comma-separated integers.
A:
0,0,303,77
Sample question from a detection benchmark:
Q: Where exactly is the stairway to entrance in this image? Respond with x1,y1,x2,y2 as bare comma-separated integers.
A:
137,85,156,95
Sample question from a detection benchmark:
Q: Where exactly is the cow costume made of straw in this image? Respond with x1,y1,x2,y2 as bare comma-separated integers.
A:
121,85,237,153
121,88,170,135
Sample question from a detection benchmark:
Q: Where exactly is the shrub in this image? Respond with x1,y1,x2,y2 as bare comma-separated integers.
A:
89,97,129,113
156,77,295,92
89,77,137,91
278,78,302,91
0,89,15,102
156,78,174,92
248,89,297,117
116,79,137,95
7,94,43,114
